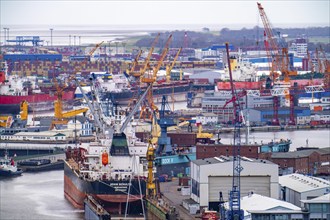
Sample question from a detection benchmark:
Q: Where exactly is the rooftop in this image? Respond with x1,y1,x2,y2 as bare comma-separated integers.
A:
271,147,330,158
279,173,330,193
224,193,301,217
301,193,330,204
192,155,273,166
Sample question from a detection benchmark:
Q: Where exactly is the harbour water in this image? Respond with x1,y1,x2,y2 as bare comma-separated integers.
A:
0,130,328,219
0,170,83,220
219,129,330,151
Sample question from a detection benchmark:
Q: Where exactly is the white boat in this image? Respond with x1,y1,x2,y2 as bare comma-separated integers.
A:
0,152,23,176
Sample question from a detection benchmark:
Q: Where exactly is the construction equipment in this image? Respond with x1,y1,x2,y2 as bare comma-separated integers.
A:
257,2,297,125
196,123,213,139
74,41,104,73
166,47,182,83
257,2,297,83
51,77,89,129
223,42,244,220
126,49,143,77
0,115,13,128
139,34,173,120
138,34,160,77
146,139,156,198
19,100,28,121
156,95,176,155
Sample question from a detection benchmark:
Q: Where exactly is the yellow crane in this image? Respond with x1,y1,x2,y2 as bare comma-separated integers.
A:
51,77,88,129
0,115,13,128
126,49,143,76
137,33,160,78
196,123,213,139
20,100,28,121
166,47,182,83
74,41,104,73
146,139,156,198
139,34,172,120
0,100,27,127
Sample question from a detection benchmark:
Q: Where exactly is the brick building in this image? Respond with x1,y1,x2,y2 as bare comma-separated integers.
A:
260,147,330,176
196,143,259,159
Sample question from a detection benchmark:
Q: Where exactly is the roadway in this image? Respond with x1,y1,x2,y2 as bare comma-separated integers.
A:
160,178,199,220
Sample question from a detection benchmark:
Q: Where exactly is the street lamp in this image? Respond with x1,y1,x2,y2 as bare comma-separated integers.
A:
50,28,53,47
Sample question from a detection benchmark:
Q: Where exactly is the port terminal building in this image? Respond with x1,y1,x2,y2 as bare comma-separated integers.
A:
190,156,279,210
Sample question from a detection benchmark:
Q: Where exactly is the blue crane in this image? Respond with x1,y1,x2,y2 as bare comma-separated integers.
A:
224,42,244,220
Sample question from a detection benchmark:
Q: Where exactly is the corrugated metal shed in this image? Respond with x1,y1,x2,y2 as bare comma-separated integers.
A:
279,173,330,193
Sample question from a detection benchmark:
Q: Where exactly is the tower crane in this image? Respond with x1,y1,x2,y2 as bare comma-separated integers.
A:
224,42,244,220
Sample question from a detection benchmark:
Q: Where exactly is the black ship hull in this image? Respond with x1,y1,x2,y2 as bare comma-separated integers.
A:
64,160,146,215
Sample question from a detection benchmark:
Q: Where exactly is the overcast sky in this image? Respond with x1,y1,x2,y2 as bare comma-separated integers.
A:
1,0,329,29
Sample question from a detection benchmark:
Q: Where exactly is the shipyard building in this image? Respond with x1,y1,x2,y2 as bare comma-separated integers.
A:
190,156,279,210
279,174,330,207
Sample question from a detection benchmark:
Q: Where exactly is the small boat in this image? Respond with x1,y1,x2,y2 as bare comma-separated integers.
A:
0,153,23,176
260,139,292,153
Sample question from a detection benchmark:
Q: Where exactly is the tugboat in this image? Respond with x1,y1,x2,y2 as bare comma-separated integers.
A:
0,152,23,176
260,139,292,153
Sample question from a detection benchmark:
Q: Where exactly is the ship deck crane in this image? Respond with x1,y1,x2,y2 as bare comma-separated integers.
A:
224,42,244,220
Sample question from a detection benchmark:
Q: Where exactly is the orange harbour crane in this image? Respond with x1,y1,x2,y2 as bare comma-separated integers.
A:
257,2,299,126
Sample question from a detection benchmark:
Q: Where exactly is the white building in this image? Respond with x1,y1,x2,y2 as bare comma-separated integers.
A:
301,193,330,220
0,131,68,142
67,117,93,137
279,173,330,207
289,38,308,57
195,113,218,125
224,193,304,220
190,156,279,208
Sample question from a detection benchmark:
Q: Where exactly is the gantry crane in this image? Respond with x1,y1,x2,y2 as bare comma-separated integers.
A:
224,42,244,220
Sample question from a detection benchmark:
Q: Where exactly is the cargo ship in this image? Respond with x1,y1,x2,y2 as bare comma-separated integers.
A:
99,75,192,104
0,62,75,114
79,72,192,104
64,124,148,215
